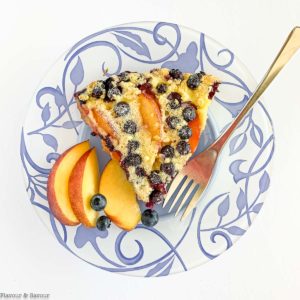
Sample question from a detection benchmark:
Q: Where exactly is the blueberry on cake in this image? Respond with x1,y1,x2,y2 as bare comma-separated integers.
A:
74,68,220,204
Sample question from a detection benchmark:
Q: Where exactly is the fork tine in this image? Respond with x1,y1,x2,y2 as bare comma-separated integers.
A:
181,184,208,221
174,183,199,217
163,173,186,208
168,179,193,213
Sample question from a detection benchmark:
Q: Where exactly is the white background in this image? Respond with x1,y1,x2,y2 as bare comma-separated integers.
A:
1,0,300,299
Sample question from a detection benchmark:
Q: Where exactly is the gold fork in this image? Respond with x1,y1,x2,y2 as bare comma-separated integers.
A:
163,26,300,220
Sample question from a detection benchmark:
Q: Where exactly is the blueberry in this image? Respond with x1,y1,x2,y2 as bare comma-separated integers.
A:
166,116,180,129
127,140,139,153
141,209,159,227
187,74,200,89
91,81,105,98
103,135,114,151
167,92,182,101
149,190,164,204
167,92,182,109
104,77,115,90
160,145,175,158
197,71,205,80
90,194,107,211
114,101,130,117
79,99,87,105
123,120,137,134
148,171,162,186
157,83,167,94
135,167,147,177
176,141,191,155
169,69,183,80
178,125,192,139
122,154,142,167
96,216,111,231
182,106,196,122
160,162,176,177
119,71,130,82
106,87,121,101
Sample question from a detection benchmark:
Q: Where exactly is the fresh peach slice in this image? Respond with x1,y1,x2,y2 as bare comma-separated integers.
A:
189,113,201,153
138,93,162,143
69,148,100,227
99,160,141,231
92,108,117,138
47,141,90,225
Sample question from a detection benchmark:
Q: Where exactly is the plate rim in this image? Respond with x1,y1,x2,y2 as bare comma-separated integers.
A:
20,20,275,277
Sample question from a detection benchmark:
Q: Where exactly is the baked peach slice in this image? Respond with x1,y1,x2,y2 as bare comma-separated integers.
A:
188,113,201,153
91,108,122,161
69,148,100,227
91,108,117,138
138,93,162,143
47,141,90,225
99,159,141,231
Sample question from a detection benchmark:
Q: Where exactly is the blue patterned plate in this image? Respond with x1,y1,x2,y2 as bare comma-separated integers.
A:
20,22,274,277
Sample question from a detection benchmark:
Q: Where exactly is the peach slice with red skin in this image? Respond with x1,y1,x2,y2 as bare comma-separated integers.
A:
47,141,90,225
69,148,100,227
99,159,141,231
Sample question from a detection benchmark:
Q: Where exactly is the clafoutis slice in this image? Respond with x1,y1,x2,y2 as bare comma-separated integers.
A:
75,68,220,204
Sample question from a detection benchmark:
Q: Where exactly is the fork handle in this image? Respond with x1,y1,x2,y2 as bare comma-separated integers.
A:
212,27,300,153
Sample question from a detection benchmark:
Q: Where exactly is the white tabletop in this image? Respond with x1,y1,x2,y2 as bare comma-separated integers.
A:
1,0,300,299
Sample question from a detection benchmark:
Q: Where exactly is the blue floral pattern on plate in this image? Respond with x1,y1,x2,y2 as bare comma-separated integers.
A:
20,22,274,277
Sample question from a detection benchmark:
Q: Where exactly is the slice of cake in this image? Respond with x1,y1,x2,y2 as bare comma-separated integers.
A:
74,68,219,204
